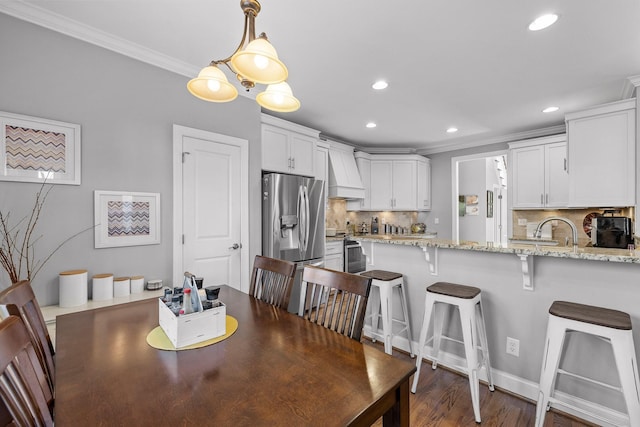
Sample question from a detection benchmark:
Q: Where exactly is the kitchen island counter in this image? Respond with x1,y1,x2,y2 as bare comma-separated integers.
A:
352,233,640,424
353,234,640,264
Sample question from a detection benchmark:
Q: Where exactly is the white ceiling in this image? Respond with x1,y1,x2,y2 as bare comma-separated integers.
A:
2,0,640,154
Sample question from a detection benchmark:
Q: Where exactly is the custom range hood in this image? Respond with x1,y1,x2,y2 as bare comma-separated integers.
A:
326,139,365,199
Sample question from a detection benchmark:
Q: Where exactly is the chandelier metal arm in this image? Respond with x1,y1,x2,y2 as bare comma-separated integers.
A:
209,0,260,67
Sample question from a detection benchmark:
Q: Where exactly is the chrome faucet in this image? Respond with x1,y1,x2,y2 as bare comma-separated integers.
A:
535,217,578,248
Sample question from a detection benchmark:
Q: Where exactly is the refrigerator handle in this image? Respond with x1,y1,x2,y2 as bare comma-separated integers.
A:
297,185,305,252
303,185,310,253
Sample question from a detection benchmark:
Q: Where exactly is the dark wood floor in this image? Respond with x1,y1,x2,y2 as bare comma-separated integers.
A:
363,340,596,427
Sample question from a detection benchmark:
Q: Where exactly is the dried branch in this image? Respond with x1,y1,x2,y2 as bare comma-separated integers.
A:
0,181,90,284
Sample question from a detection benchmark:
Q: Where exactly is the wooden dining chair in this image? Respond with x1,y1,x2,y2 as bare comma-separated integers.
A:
0,280,55,395
249,255,296,309
299,266,372,341
0,315,54,426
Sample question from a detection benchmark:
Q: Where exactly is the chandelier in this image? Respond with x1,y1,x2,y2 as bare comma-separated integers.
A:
187,0,300,112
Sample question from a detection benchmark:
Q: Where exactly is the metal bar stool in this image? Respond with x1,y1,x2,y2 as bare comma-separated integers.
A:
412,282,494,423
535,301,640,427
361,270,414,356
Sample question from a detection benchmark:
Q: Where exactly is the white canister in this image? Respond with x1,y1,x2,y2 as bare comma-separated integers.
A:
59,269,88,308
130,275,144,294
113,277,130,298
92,273,114,301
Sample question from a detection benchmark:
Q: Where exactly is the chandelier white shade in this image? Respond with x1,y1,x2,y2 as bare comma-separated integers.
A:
256,82,300,112
187,65,238,102
187,0,299,112
230,36,288,84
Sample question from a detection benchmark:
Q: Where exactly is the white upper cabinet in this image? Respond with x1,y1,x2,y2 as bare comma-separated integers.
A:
346,152,371,211
566,99,636,207
509,135,568,209
261,114,319,177
368,154,429,211
417,158,431,211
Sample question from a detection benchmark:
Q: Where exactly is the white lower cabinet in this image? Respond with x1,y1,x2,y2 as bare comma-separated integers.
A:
325,241,344,271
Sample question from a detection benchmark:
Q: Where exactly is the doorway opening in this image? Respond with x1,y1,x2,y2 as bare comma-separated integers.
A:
451,151,508,245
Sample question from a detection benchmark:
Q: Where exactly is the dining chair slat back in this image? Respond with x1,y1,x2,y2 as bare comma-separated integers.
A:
299,266,372,341
249,256,296,309
0,316,54,427
0,280,55,395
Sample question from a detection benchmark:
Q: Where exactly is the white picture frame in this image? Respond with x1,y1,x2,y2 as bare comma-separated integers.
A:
94,190,161,248
0,111,81,185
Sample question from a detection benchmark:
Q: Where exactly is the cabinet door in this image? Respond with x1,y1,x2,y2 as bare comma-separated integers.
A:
392,160,416,210
568,108,635,207
262,125,290,173
417,160,431,210
370,160,393,210
290,133,316,177
545,142,568,207
511,145,545,208
324,254,344,271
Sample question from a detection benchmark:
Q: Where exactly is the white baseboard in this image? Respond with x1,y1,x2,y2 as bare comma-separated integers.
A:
362,327,629,427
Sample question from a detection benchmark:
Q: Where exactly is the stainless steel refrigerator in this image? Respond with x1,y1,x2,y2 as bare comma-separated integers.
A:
262,173,325,313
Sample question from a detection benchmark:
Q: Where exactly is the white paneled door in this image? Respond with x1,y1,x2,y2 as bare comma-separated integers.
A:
173,125,248,291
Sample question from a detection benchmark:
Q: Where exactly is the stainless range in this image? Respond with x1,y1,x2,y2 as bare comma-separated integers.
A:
344,237,366,273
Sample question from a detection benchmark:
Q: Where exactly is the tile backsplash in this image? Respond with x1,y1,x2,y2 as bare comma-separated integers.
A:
326,199,418,234
512,208,634,246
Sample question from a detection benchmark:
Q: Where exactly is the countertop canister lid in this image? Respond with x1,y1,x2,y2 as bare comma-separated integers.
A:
93,273,113,279
114,276,130,281
59,269,88,276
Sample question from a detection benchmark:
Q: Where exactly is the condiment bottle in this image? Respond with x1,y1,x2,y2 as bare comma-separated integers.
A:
182,288,193,314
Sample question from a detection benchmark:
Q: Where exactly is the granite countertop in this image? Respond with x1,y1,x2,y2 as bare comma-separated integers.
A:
352,234,640,264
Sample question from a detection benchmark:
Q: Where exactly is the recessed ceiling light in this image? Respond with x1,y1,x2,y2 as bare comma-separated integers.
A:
366,122,377,128
446,127,458,133
372,80,388,90
529,14,558,31
542,106,559,113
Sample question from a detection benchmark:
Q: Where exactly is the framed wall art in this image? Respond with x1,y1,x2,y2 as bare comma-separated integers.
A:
0,111,81,185
94,191,161,248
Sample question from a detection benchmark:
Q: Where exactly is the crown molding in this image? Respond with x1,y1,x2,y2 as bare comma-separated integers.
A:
0,2,199,78
415,124,567,155
622,74,640,98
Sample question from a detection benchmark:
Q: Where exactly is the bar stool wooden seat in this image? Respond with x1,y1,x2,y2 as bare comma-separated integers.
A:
412,282,494,423
535,301,640,427
361,270,414,356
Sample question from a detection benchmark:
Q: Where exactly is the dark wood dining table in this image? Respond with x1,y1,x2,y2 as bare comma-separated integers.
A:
54,285,416,426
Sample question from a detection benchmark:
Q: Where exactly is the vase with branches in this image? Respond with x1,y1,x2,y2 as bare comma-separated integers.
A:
0,183,89,285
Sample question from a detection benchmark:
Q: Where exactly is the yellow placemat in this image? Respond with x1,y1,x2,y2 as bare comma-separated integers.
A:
146,315,238,351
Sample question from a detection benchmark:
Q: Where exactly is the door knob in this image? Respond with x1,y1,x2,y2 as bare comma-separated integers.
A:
229,243,242,250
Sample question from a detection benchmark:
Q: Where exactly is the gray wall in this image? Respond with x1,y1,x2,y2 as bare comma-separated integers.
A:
0,14,263,305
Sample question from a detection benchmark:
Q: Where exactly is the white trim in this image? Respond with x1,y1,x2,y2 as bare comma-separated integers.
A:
0,1,198,78
172,125,250,293
261,113,320,138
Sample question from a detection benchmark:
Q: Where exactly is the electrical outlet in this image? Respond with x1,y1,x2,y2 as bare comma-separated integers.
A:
434,218,439,224
506,337,520,357
518,218,527,226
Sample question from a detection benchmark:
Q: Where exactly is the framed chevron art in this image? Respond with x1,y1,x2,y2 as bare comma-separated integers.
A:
94,190,160,248
0,111,81,185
